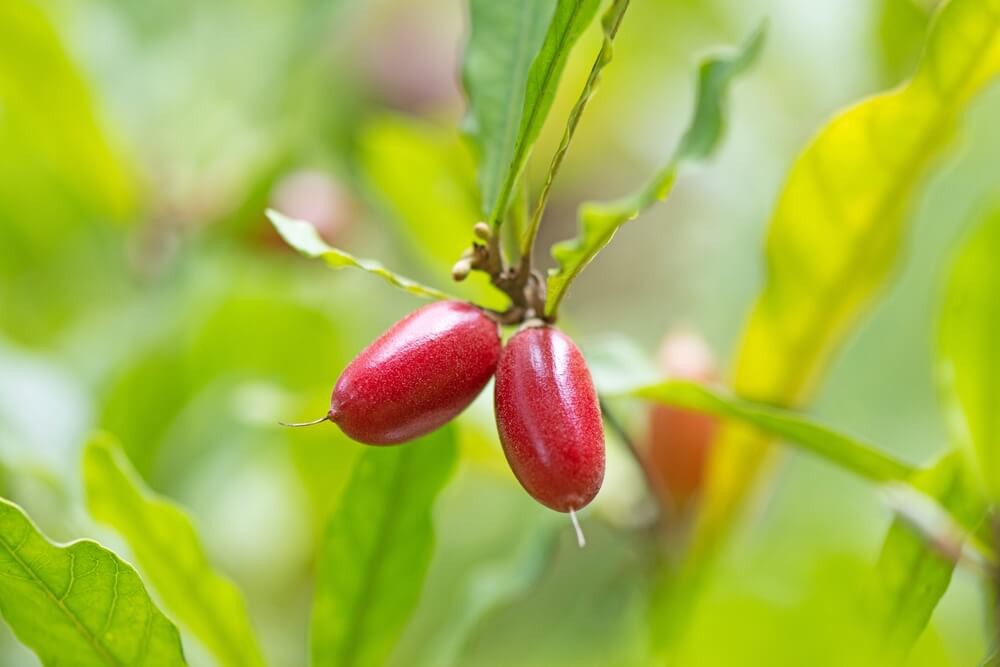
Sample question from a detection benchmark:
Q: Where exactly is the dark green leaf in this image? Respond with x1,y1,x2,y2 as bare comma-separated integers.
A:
462,0,570,221
83,434,264,667
545,24,765,316
490,0,603,223
0,497,186,666
311,426,458,667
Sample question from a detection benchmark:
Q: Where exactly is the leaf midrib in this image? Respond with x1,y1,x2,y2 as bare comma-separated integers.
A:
0,533,122,667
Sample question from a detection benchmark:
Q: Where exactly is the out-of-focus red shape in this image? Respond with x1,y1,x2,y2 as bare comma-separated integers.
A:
644,330,718,513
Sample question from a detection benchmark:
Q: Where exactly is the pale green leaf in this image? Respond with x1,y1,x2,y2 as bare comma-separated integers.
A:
461,0,556,221
266,209,458,301
0,497,186,667
868,452,987,663
82,434,264,667
311,426,458,667
697,0,1000,548
360,116,480,270
938,208,1000,499
629,380,914,484
545,25,765,316
358,116,506,309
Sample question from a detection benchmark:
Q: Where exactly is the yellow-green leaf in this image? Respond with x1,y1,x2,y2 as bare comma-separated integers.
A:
697,0,1000,550
82,434,265,667
938,207,1000,499
544,25,765,316
0,497,186,667
267,209,458,301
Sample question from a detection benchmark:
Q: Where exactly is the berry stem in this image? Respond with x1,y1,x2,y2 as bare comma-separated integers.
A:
569,508,586,548
279,414,330,428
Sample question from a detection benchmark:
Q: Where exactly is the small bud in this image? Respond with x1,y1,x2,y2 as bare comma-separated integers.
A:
452,258,473,281
473,222,491,241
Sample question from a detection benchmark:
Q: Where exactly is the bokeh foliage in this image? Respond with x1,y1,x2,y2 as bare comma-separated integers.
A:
0,0,998,665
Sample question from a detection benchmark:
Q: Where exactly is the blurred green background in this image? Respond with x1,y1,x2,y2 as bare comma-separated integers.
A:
1,0,997,665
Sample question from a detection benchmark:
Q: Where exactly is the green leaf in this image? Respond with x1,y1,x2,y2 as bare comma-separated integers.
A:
697,0,1000,548
867,452,987,664
544,24,765,316
461,0,558,221
266,209,459,301
938,207,1000,499
629,380,914,484
311,425,458,667
82,434,265,667
0,497,186,667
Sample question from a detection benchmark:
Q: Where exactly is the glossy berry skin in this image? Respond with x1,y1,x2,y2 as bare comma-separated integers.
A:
644,332,718,510
494,325,605,512
329,300,501,445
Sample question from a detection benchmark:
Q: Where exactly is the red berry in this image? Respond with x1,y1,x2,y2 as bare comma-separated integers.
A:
644,331,718,510
329,300,501,444
494,325,605,512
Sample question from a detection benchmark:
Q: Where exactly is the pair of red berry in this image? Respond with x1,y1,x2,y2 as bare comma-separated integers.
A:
293,300,604,517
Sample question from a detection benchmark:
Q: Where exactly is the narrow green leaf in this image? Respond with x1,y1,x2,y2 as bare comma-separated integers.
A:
266,209,458,301
462,0,555,220
868,452,987,664
938,207,1000,499
82,434,265,667
0,497,186,667
311,426,458,667
544,25,765,316
697,0,1000,550
521,0,631,255
629,380,914,484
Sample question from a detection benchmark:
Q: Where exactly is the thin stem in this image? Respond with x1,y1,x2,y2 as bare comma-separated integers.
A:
520,0,632,266
279,415,330,428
